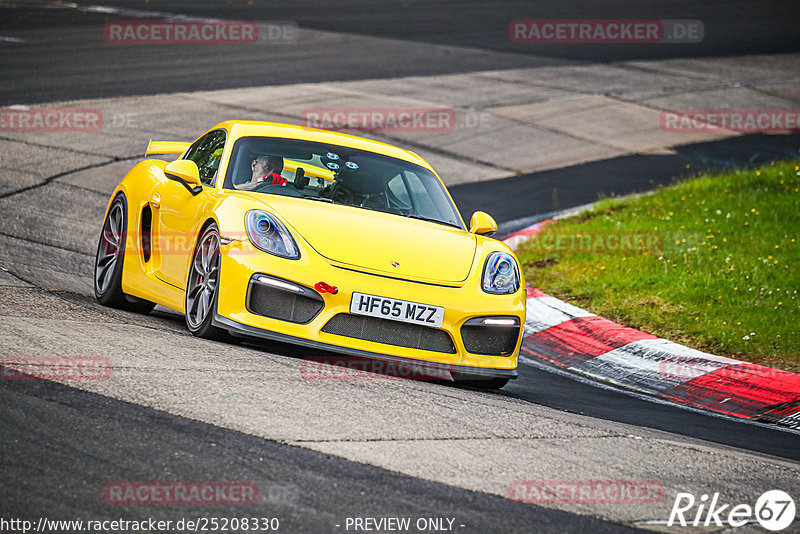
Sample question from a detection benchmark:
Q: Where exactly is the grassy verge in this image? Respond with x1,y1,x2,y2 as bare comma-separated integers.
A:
516,159,800,367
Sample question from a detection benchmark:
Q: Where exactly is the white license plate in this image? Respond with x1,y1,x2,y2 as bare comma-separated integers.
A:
350,292,444,328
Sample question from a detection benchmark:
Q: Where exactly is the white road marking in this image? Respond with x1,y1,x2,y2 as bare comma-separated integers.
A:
576,338,742,393
524,295,595,335
518,354,800,435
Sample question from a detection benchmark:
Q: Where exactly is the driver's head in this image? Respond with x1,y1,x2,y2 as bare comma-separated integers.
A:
251,155,284,180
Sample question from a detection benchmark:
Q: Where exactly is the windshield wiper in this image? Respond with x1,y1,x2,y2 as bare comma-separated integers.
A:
406,214,461,228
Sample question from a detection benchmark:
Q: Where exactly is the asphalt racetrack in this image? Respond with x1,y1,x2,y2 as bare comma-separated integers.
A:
1,1,800,532
2,0,800,104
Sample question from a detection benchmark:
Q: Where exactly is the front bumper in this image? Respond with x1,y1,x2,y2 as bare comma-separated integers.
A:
215,239,525,379
212,313,518,379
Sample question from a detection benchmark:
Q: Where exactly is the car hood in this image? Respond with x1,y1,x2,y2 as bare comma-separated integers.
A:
264,196,476,284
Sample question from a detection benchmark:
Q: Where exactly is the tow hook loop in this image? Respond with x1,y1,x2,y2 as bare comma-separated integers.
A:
315,282,338,294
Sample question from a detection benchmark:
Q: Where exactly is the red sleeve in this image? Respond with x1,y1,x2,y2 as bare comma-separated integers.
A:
269,173,287,185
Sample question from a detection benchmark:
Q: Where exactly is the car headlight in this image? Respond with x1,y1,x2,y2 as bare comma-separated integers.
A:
244,210,300,259
482,252,520,294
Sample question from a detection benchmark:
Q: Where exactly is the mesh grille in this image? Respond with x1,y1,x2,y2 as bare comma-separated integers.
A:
247,283,323,324
461,324,519,356
322,314,456,354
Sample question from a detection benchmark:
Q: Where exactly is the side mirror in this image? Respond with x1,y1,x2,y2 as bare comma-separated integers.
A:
469,211,497,236
164,160,202,188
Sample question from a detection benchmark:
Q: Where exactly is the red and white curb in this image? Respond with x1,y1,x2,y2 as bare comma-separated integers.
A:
504,220,800,429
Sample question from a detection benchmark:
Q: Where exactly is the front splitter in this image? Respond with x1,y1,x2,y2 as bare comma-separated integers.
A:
212,314,518,380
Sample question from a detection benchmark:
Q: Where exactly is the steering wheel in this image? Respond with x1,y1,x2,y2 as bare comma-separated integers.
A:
327,182,352,204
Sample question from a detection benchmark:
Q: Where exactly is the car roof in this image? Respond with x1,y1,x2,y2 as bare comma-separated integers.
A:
210,120,432,171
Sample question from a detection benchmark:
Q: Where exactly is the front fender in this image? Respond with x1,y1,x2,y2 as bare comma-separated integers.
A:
104,159,169,216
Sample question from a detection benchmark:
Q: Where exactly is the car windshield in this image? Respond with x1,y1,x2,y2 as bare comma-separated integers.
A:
223,136,464,229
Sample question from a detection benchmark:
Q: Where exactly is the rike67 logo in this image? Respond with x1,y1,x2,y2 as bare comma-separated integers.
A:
668,490,795,531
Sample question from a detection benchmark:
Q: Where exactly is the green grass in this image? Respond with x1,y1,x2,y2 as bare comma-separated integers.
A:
517,160,800,367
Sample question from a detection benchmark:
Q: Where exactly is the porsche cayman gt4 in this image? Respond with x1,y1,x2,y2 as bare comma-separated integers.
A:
94,121,525,388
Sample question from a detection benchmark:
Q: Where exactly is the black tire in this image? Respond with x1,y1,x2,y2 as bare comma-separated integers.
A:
94,195,156,314
451,372,510,390
185,223,232,341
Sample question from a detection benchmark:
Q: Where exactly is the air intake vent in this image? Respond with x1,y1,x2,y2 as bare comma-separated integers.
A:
460,317,520,356
247,276,323,324
322,314,456,354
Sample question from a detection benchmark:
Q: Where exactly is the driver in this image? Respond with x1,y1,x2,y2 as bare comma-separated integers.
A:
237,155,286,190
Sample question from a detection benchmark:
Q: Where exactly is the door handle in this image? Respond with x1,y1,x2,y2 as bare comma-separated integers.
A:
150,193,161,209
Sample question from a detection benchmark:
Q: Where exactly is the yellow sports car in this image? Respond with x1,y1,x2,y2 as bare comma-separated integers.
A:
94,121,525,388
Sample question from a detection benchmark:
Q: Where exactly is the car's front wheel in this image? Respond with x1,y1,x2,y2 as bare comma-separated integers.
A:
185,223,231,341
94,194,156,314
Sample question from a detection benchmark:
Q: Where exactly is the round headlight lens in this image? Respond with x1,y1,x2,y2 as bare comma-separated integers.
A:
482,252,520,294
256,217,272,234
244,210,300,260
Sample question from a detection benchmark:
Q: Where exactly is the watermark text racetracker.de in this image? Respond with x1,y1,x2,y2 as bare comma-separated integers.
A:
0,107,141,132
509,480,664,504
104,481,258,505
301,356,451,381
1,356,111,381
101,230,664,259
661,109,800,133
520,231,663,255
0,516,281,533
0,107,102,132
104,20,298,44
97,230,279,258
302,108,491,133
659,359,800,381
509,19,703,43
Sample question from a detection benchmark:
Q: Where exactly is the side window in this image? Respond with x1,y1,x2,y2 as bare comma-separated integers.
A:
185,130,226,186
